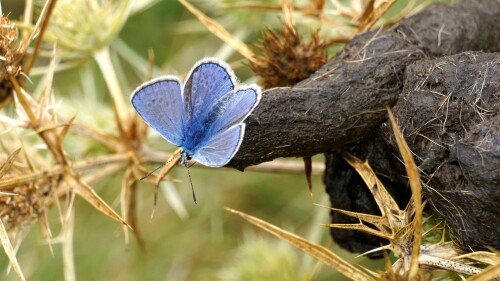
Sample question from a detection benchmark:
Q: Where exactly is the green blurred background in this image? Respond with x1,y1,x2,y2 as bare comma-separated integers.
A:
0,0,404,280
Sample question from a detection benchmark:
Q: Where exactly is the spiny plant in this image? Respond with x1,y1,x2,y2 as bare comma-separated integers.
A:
227,109,500,280
0,1,321,280
0,1,164,279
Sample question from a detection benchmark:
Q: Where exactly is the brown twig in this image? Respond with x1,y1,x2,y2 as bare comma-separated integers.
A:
22,0,58,77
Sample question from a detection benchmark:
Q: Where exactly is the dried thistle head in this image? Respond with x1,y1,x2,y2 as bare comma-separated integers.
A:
0,148,49,234
250,25,327,89
43,0,133,59
0,184,48,233
0,16,24,107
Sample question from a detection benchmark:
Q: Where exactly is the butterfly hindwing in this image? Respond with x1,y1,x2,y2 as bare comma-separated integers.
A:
192,124,244,167
208,85,261,136
130,76,184,147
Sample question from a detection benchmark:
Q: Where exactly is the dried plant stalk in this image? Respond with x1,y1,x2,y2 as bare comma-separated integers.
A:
178,0,257,62
387,107,423,279
0,219,26,281
226,207,376,281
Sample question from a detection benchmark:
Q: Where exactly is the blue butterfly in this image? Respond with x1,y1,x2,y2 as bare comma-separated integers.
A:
131,57,261,168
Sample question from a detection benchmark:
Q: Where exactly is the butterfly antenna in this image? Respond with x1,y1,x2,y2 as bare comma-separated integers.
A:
141,151,181,181
186,165,197,204
140,164,165,180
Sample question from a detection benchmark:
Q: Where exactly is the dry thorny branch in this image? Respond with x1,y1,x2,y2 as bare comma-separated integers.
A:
228,109,500,280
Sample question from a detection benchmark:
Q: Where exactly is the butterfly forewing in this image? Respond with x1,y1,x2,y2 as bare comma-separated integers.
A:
182,59,237,155
131,77,184,147
183,58,236,129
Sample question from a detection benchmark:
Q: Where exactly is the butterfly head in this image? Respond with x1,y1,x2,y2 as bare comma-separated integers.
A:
180,150,192,167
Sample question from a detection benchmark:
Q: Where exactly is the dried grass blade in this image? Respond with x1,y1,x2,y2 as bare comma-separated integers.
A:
387,107,423,280
340,152,401,217
455,251,500,266
358,245,392,258
121,168,145,250
323,223,389,240
73,179,131,228
178,0,257,63
358,0,376,23
39,210,54,256
10,77,38,128
58,115,77,140
20,143,35,171
0,148,22,179
316,203,387,228
281,0,295,29
0,219,26,281
39,44,57,121
358,0,398,32
37,120,75,134
22,0,58,76
10,78,67,163
326,206,387,229
0,166,65,191
51,184,65,226
226,207,375,281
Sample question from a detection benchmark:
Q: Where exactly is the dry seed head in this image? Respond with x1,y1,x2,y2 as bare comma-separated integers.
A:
250,25,327,89
0,142,51,235
43,0,133,59
0,16,23,106
1,184,48,233
0,153,50,233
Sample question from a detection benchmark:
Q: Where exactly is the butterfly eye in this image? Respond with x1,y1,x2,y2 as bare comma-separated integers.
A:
186,154,193,161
